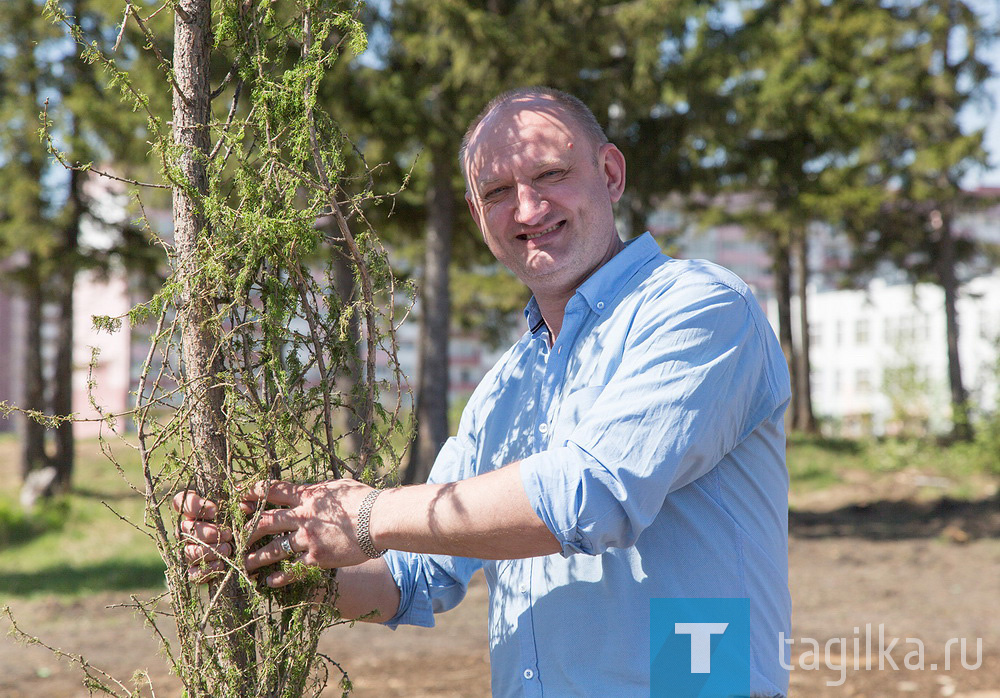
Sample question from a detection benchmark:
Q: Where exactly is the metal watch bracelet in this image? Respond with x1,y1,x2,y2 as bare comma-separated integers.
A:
357,488,386,559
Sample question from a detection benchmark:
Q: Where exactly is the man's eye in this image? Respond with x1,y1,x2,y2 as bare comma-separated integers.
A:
484,186,508,199
540,170,564,178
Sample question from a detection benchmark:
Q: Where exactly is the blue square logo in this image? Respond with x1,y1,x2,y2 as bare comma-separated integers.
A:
650,598,751,697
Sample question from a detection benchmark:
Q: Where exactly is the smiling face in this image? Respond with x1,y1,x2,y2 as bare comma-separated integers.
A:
463,96,626,307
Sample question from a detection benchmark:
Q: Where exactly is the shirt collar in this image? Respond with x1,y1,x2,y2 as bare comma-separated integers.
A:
523,231,661,332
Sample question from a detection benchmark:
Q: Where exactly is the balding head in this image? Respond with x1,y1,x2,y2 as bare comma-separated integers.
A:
460,87,608,190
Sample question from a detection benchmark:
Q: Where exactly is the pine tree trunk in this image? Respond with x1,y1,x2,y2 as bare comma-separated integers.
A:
20,264,48,480
771,237,797,434
50,167,82,493
936,212,972,441
403,145,453,485
793,232,816,433
172,0,255,687
19,60,50,485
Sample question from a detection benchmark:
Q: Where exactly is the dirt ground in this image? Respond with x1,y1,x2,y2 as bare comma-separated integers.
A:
1,475,998,697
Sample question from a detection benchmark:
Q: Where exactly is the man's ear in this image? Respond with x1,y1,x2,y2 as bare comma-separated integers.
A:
465,192,484,238
599,143,626,204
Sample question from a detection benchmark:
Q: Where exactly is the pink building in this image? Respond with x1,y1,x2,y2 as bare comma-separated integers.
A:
71,269,135,438
0,268,136,437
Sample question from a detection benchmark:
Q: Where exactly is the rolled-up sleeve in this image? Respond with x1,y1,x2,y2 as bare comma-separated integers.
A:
520,278,784,557
381,548,481,628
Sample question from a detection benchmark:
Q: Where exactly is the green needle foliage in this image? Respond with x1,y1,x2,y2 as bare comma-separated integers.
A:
6,1,413,696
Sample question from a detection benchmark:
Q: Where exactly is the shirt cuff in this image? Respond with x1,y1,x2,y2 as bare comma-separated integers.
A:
519,443,630,557
380,550,436,629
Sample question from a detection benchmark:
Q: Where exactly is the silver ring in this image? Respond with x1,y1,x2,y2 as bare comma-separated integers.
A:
279,535,294,557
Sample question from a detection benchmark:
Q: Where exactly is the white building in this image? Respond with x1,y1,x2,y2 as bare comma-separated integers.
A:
802,273,1000,437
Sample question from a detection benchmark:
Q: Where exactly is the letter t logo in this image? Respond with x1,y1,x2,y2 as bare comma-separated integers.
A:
674,623,729,673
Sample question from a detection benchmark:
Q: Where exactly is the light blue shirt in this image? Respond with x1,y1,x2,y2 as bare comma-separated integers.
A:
383,232,791,697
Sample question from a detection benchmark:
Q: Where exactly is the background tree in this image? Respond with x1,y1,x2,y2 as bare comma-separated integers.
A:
0,0,54,485
685,0,980,434
5,0,410,694
840,0,995,442
335,0,712,482
0,0,162,499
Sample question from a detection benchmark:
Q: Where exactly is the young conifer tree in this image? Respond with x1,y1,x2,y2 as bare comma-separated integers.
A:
9,1,411,695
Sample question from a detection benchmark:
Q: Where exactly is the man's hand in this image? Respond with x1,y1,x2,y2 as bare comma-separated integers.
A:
172,490,233,581
172,479,378,589
239,479,377,587
174,461,559,589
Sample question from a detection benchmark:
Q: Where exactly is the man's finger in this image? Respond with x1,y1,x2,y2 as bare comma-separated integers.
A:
184,541,232,564
187,560,225,583
172,490,219,520
245,508,298,547
240,480,302,508
245,536,290,572
179,519,233,545
261,566,303,589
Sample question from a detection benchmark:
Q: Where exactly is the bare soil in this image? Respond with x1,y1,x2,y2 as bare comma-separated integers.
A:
1,475,998,697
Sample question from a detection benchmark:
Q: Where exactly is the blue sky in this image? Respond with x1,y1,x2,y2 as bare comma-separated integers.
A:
966,0,1000,188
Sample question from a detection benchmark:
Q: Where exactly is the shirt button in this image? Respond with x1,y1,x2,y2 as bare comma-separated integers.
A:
523,669,535,680
519,583,528,594
538,423,548,434
597,301,605,309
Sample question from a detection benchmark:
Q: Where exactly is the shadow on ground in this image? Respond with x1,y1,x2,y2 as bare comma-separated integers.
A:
789,496,1000,541
0,560,165,597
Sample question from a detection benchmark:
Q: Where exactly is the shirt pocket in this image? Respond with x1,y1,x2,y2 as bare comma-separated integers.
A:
549,385,606,447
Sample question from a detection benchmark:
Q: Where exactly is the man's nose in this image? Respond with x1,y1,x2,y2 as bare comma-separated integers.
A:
513,184,549,225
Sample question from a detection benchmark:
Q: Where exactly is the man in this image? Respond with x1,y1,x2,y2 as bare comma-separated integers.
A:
177,87,792,696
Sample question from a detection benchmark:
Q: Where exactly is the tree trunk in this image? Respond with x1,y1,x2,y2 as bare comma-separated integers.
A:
793,232,817,433
20,264,49,480
50,166,82,493
172,0,255,686
771,236,797,434
329,226,367,459
936,212,972,441
403,145,454,485
19,61,50,485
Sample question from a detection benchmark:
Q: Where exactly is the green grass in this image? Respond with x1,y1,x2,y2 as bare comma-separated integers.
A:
786,431,1000,494
0,435,167,600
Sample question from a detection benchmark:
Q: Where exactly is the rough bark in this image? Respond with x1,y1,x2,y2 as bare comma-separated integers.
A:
793,232,817,433
403,145,454,485
172,0,255,685
936,212,972,441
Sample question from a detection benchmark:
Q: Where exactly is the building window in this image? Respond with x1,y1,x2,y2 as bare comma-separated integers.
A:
856,369,872,395
855,319,870,345
809,323,821,348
